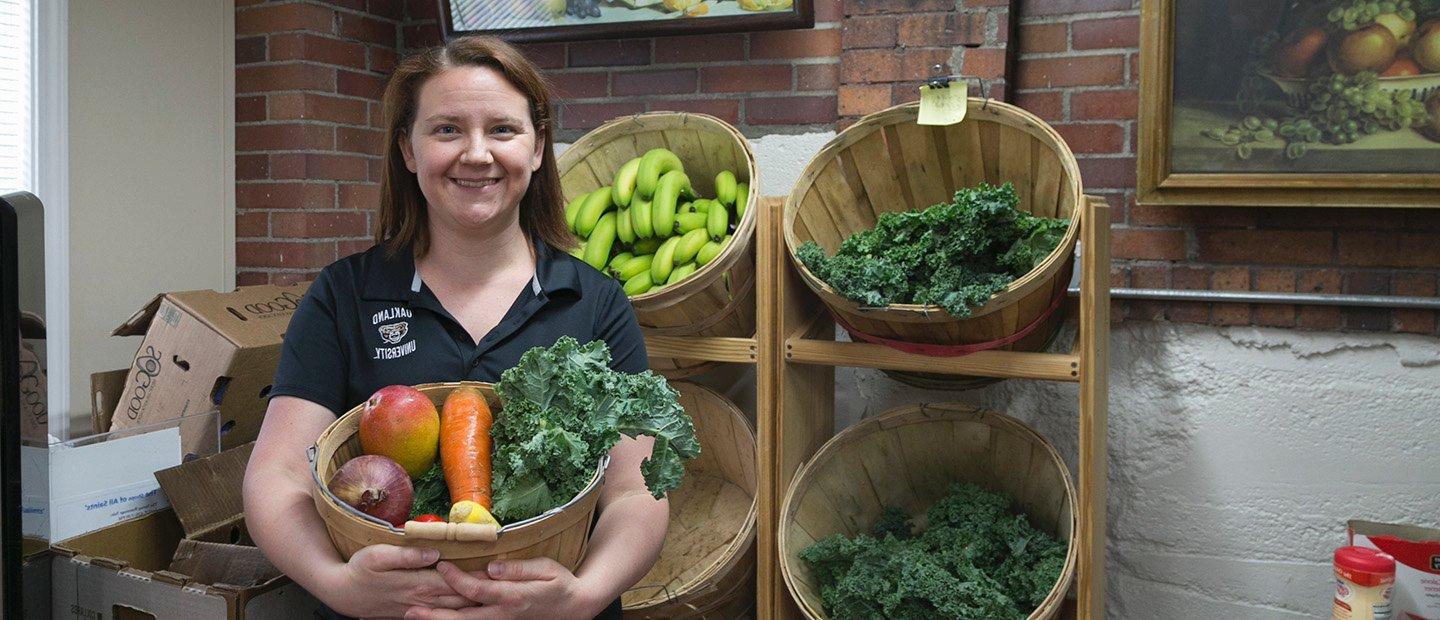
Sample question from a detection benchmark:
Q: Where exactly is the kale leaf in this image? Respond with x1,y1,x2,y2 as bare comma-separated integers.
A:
489,336,700,523
799,483,1065,619
409,462,450,520
797,182,1069,318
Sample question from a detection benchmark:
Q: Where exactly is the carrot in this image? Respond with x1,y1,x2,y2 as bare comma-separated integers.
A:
440,386,498,526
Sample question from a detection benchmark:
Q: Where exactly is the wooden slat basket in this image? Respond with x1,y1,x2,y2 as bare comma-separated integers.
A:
783,100,1082,389
309,382,605,573
622,382,757,619
558,112,759,379
779,403,1077,619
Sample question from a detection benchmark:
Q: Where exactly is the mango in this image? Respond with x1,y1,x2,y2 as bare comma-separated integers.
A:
359,385,440,478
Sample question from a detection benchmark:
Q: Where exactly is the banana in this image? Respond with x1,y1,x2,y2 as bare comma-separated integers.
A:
631,237,662,255
612,254,653,281
650,236,682,284
582,212,617,271
675,229,709,265
715,170,737,205
666,262,698,286
735,183,749,220
693,199,712,214
707,201,729,241
651,170,692,240
575,186,614,238
613,157,642,207
608,252,634,272
695,238,724,266
567,241,585,259
636,148,683,200
679,201,696,214
675,212,708,234
564,190,590,233
623,271,653,296
615,207,635,244
631,196,655,239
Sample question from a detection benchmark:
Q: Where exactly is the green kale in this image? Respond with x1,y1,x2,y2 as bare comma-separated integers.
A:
799,484,1065,619
489,337,700,523
409,462,450,519
797,182,1069,318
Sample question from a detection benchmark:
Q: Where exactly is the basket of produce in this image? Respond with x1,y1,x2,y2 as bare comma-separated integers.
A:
622,382,756,618
309,337,700,572
779,403,1077,619
558,112,759,379
784,100,1081,390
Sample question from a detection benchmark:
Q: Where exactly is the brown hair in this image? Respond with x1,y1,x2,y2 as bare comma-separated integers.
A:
375,36,571,257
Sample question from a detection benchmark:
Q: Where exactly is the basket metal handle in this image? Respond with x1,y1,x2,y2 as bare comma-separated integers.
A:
403,521,499,542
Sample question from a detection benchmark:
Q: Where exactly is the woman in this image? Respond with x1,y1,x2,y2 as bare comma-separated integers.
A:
242,36,667,620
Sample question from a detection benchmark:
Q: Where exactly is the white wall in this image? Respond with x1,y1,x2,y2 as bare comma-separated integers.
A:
744,135,1440,617
64,0,234,433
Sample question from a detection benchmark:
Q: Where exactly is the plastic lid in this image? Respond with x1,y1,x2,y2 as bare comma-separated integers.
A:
1335,546,1396,575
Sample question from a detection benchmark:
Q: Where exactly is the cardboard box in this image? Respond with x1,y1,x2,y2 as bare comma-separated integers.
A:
1349,520,1440,620
107,283,308,454
50,443,323,619
91,368,129,436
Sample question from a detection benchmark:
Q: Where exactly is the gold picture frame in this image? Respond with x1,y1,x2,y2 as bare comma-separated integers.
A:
1137,0,1440,207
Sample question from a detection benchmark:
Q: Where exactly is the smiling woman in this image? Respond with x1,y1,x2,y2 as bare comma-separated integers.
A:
243,36,669,620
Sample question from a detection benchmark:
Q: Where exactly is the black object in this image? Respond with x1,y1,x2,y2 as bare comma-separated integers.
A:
1,192,25,618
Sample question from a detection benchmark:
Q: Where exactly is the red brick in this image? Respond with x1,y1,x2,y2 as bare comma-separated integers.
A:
329,0,368,11
1076,156,1136,190
337,126,384,155
272,212,371,238
1053,123,1123,154
1404,209,1440,231
1072,16,1139,50
897,14,971,48
270,153,371,181
797,63,840,91
338,69,387,99
1013,91,1062,120
339,183,381,210
1198,229,1333,264
701,65,791,93
269,33,367,69
369,101,383,128
236,154,269,180
1344,270,1390,294
338,12,397,46
1168,302,1210,323
236,241,338,269
1174,267,1208,289
1210,266,1249,291
235,3,334,36
650,99,740,125
562,102,646,131
1112,228,1185,260
338,239,376,258
654,34,743,64
963,0,1008,6
269,92,369,125
1211,303,1251,326
238,182,336,210
369,45,397,73
1338,232,1440,268
900,49,952,83
237,96,266,123
237,63,336,94
1072,89,1137,120
237,123,335,151
612,69,696,96
548,71,609,100
236,36,267,65
515,43,566,69
368,0,405,20
841,49,900,84
1298,306,1342,330
1395,309,1437,334
236,272,270,286
839,84,890,116
406,0,440,20
1394,273,1437,333
961,47,1006,79
236,212,269,238
847,0,951,17
1020,23,1068,54
816,0,842,22
1131,264,1166,288
842,16,897,49
1026,0,1132,16
1016,55,1125,89
568,40,650,68
890,82,922,106
752,28,841,59
403,24,442,50
368,158,383,183
746,96,836,125
272,271,322,286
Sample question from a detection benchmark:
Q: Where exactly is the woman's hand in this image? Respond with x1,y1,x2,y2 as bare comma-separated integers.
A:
402,559,606,620
321,545,473,618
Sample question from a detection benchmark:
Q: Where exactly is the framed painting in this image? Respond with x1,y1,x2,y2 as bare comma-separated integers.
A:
439,0,814,44
1138,0,1440,207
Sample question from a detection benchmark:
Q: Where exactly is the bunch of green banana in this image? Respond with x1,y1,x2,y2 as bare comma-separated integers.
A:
564,147,749,296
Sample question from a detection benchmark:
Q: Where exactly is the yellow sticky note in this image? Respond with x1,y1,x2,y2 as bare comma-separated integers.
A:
917,84,967,126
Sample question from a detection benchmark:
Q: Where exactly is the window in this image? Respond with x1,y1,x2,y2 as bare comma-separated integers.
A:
0,0,32,194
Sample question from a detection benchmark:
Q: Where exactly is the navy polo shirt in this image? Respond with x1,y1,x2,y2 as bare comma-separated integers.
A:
271,238,648,416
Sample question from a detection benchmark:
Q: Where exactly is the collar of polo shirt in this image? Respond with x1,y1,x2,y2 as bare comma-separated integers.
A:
360,237,582,303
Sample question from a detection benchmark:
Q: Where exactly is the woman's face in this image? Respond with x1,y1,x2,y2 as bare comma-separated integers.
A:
400,65,544,236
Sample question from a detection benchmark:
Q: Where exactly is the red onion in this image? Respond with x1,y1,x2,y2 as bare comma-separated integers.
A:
328,454,414,527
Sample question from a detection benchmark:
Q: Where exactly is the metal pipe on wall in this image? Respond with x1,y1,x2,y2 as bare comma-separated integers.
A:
1067,287,1440,311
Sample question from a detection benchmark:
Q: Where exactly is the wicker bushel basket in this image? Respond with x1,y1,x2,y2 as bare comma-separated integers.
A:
784,100,1082,390
622,382,756,619
779,403,1077,620
558,112,759,379
309,382,606,573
